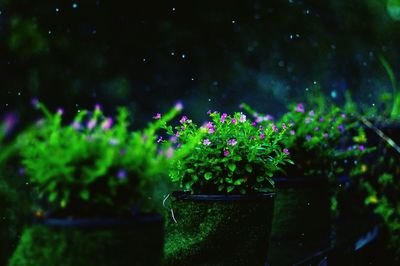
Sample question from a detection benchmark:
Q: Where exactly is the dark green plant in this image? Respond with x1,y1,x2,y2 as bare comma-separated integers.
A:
379,55,400,119
19,101,182,217
165,111,292,194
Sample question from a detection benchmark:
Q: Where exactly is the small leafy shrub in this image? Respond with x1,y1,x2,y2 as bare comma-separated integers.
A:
165,111,292,194
241,103,371,179
19,101,182,217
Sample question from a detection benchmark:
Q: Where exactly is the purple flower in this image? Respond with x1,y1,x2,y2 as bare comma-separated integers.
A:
166,147,174,158
305,118,311,124
306,135,312,141
169,136,178,143
180,116,188,124
283,148,290,155
220,113,228,123
264,115,274,121
203,138,211,146
57,108,64,115
309,110,315,116
101,117,113,130
251,121,257,127
181,126,185,131
157,136,163,143
117,169,127,180
109,138,119,145
95,104,102,111
207,110,212,115
295,103,305,113
319,117,325,122
358,145,365,151
239,113,247,123
249,135,255,140
72,121,81,130
323,133,329,139
228,139,237,146
223,150,230,157
87,119,96,130
31,98,40,108
231,118,237,124
206,122,215,134
290,130,296,135
256,116,263,123
174,101,183,111
272,124,279,132
2,113,18,134
282,123,287,130
338,124,345,132
260,133,265,140
175,131,180,137
153,113,161,120
314,127,319,131
341,114,347,118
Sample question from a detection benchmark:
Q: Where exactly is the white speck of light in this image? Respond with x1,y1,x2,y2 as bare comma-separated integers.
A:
72,3,78,9
331,90,337,98
172,7,175,11
313,81,317,85
171,52,175,56
48,30,52,34
142,58,146,62
181,54,186,59
191,78,194,81
55,8,60,12
232,20,236,24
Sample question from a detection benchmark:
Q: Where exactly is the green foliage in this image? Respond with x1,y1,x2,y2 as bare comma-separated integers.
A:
165,111,291,194
19,101,181,216
243,102,372,178
379,55,400,119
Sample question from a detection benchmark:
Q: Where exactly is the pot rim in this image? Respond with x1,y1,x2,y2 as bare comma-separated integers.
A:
31,213,163,228
172,191,276,202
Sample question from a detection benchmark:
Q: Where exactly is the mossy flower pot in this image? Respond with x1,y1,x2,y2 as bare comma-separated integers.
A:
9,213,164,266
164,191,276,266
268,177,331,265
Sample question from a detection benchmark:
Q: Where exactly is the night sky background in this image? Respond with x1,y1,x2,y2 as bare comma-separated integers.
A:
1,0,400,127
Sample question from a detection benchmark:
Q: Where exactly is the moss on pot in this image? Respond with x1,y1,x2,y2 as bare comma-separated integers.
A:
9,215,163,266
164,192,275,266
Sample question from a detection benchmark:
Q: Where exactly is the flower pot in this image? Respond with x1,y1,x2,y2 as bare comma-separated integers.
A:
164,191,276,266
9,213,164,266
267,177,331,265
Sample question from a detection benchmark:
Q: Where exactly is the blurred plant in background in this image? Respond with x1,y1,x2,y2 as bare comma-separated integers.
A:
19,101,182,217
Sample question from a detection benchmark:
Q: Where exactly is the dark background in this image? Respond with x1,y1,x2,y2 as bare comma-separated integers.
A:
1,0,400,126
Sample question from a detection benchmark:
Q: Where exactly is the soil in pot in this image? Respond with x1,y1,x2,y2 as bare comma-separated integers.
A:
9,213,164,266
267,177,331,266
164,192,275,266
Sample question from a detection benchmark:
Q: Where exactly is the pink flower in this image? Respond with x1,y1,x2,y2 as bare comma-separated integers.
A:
180,116,188,124
203,138,211,146
231,118,237,124
166,147,174,158
87,119,96,130
228,139,237,146
169,136,177,143
358,145,365,151
256,117,263,123
314,127,319,131
153,113,161,120
95,104,102,111
264,115,273,121
101,118,113,130
260,133,265,140
157,136,163,143
290,130,296,135
174,101,183,111
272,124,278,132
239,113,246,123
283,148,290,155
223,150,230,157
72,121,81,130
251,121,257,126
319,117,325,122
175,131,180,137
57,108,64,115
207,110,212,115
295,103,305,113
282,123,287,129
206,122,215,134
180,126,185,131
220,113,228,123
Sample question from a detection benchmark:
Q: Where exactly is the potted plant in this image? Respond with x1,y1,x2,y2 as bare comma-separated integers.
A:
9,101,182,266
163,110,291,265
241,102,370,265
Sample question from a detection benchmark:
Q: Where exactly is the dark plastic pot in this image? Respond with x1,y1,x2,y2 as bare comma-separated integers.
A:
164,191,276,266
268,177,331,266
9,213,164,266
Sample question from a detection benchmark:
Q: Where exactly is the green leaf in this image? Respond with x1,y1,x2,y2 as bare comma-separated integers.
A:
218,185,225,191
256,176,264,183
234,178,246,186
204,172,213,180
245,164,253,173
228,163,236,172
227,186,235,193
80,190,90,201
48,192,58,202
